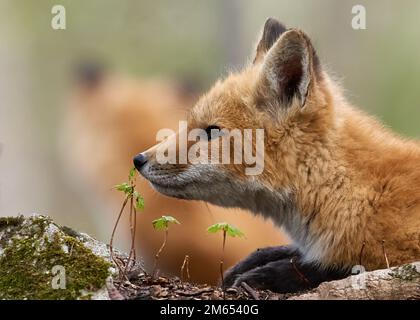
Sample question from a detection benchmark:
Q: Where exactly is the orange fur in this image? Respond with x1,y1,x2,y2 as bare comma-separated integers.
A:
138,22,420,272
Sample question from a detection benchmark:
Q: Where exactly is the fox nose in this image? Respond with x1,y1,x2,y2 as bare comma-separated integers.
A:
133,153,148,170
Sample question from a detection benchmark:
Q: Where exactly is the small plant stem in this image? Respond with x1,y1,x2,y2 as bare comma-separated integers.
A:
359,241,366,266
220,229,227,299
110,195,129,277
153,228,168,279
132,206,137,262
180,255,190,282
124,195,137,273
126,196,134,271
382,240,390,269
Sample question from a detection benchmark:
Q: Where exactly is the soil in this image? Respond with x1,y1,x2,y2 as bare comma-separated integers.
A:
110,266,297,300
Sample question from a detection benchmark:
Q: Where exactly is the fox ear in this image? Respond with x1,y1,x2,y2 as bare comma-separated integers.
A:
259,29,320,108
253,18,287,64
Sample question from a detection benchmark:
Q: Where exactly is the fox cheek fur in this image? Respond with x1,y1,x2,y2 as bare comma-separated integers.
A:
135,18,420,293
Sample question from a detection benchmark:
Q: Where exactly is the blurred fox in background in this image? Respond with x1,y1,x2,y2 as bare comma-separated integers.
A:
60,63,285,284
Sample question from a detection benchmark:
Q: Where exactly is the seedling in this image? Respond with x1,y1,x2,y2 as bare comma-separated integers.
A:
207,222,245,292
110,167,144,278
180,255,191,282
152,215,180,278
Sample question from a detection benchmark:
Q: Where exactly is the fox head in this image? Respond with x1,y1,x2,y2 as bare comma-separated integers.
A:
134,18,335,217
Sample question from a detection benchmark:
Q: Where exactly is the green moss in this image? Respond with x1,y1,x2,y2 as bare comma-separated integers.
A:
60,225,82,238
0,215,111,299
389,264,420,281
0,215,24,230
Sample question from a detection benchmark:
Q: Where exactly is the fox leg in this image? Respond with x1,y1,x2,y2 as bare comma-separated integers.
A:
224,246,349,294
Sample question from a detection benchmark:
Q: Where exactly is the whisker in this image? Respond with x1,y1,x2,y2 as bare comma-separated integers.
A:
203,202,215,223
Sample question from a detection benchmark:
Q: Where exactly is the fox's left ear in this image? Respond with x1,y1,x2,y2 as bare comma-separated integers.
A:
258,29,321,108
253,18,287,63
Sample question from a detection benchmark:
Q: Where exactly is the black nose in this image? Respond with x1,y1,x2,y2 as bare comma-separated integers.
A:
133,153,148,170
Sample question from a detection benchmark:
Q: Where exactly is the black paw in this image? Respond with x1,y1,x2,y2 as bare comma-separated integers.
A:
224,247,349,294
224,245,298,287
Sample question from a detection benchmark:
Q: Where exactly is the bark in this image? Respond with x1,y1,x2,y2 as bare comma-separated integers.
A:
289,262,420,300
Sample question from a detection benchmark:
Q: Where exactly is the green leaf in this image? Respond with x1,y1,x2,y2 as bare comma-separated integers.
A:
114,182,134,195
115,182,129,192
134,191,145,210
115,182,128,191
207,222,226,234
226,225,245,238
207,222,245,238
129,167,136,179
152,215,180,231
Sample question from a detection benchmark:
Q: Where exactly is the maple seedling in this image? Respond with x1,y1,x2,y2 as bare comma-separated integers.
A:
110,167,145,278
152,215,180,278
207,222,245,293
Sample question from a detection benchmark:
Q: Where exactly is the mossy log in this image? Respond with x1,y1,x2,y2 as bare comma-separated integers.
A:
0,215,115,299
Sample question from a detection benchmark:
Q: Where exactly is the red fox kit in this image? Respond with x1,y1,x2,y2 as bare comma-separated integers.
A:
134,18,420,292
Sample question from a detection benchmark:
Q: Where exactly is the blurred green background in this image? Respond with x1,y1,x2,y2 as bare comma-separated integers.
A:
1,0,420,239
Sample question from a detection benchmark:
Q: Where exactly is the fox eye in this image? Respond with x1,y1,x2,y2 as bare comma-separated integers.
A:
205,125,222,140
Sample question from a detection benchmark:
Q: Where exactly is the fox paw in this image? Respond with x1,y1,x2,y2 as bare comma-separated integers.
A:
224,246,349,294
223,245,298,288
